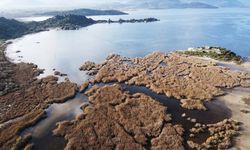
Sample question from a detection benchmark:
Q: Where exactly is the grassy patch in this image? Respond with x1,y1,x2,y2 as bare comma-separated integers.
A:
178,47,243,64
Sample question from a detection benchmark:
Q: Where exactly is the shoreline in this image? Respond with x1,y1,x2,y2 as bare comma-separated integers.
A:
194,56,250,73
217,88,250,150
191,54,250,149
0,42,77,149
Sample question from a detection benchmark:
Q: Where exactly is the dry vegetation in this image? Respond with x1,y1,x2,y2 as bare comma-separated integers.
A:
54,85,185,150
54,84,242,150
80,52,250,110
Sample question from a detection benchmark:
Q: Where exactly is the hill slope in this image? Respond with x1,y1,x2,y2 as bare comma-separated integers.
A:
121,0,247,9
0,15,96,40
186,0,246,8
0,17,29,39
123,0,217,9
38,8,127,16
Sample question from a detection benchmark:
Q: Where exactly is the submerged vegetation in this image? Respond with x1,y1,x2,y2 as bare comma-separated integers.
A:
178,46,243,64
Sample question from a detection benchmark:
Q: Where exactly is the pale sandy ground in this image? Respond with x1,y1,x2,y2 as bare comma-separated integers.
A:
193,56,250,73
218,88,250,150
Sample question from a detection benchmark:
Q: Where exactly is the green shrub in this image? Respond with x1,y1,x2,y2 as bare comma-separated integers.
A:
178,47,243,64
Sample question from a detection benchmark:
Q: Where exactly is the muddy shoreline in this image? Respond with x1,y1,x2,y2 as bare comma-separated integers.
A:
0,42,77,149
218,88,250,150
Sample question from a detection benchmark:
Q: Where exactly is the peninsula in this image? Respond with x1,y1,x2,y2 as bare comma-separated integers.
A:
0,15,159,40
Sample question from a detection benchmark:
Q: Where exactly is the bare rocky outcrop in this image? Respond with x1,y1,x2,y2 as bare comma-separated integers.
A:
0,43,77,149
54,85,184,150
80,52,250,110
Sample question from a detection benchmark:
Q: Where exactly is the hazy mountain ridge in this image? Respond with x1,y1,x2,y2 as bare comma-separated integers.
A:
119,0,247,9
37,8,127,16
120,0,217,9
0,17,29,39
0,15,96,39
185,0,246,8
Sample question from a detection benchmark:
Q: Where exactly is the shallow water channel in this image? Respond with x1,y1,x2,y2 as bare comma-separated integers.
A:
21,94,88,150
22,84,231,150
123,84,232,146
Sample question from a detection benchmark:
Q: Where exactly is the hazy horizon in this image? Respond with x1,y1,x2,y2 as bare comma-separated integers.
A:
0,0,127,11
1,0,250,12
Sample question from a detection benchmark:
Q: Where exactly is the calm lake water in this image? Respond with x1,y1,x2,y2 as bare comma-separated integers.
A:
7,8,250,84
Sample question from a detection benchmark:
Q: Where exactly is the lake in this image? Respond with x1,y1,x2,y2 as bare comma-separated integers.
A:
7,8,250,84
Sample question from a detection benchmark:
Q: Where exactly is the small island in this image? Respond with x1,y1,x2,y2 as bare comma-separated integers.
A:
96,17,159,24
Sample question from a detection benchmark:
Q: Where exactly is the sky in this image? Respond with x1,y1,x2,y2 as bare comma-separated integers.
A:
0,0,249,11
0,0,126,10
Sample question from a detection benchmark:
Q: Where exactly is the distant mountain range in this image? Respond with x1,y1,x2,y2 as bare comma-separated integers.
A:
37,8,127,16
127,0,217,9
115,0,247,9
185,0,246,8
